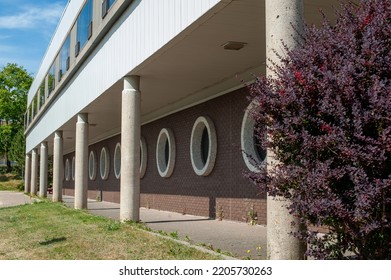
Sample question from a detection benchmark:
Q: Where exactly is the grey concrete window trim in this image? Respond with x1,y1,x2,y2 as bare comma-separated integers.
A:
65,159,70,181
102,0,116,18
71,156,75,181
140,136,147,179
156,128,176,178
241,102,267,172
100,147,110,180
89,151,97,180
114,143,121,179
190,116,217,176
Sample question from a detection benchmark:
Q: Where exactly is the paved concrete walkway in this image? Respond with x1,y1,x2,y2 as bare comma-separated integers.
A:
61,196,267,259
0,191,32,208
0,191,267,259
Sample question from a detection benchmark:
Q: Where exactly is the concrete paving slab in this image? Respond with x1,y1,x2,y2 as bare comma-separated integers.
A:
0,191,32,208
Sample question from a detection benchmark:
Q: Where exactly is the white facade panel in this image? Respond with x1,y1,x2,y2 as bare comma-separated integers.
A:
26,0,221,152
27,0,84,104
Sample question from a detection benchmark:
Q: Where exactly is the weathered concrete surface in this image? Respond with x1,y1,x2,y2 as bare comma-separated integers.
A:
120,76,141,222
265,0,306,259
74,113,89,209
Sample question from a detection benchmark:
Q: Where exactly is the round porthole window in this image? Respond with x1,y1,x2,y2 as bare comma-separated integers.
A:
156,128,175,178
65,159,70,181
140,137,147,178
100,147,110,180
71,156,75,181
190,116,217,176
241,102,267,172
89,151,97,180
114,143,121,179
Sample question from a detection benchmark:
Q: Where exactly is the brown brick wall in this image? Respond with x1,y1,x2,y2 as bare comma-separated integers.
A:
63,87,267,224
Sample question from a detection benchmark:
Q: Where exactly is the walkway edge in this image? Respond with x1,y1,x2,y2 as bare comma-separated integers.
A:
58,198,238,260
131,225,238,260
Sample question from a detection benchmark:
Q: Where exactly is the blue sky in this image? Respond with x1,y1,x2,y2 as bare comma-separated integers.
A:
0,0,69,77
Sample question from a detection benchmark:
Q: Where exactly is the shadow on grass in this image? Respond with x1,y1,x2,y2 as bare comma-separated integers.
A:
39,237,67,246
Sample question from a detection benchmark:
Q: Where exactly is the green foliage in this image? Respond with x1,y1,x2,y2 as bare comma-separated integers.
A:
0,63,32,172
0,166,7,174
8,129,26,175
0,173,23,191
169,231,179,239
17,181,24,191
106,222,121,231
0,63,32,125
246,204,258,226
248,0,391,259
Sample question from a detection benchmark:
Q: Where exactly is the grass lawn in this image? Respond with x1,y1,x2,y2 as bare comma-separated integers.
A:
0,201,221,260
0,173,23,191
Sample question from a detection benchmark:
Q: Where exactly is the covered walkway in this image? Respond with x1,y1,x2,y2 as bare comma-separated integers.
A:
61,196,267,260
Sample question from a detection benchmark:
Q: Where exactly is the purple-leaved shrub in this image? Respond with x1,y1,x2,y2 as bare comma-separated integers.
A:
248,0,391,259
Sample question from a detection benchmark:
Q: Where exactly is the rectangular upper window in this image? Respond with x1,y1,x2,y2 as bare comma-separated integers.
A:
102,0,116,18
32,95,38,118
59,35,70,81
48,63,55,95
39,83,45,108
76,0,93,57
27,105,32,125
24,112,27,128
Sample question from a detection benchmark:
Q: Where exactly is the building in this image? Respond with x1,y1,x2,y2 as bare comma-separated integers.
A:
24,0,351,259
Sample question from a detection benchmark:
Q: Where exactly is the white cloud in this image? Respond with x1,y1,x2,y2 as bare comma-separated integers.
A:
0,2,64,29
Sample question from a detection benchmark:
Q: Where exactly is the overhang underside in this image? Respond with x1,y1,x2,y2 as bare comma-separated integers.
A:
40,0,351,155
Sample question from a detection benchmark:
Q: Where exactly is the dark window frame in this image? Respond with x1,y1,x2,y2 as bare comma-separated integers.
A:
102,0,117,18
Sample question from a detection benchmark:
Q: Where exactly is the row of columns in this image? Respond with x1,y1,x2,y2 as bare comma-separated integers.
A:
23,76,141,223
23,0,305,260
24,133,64,202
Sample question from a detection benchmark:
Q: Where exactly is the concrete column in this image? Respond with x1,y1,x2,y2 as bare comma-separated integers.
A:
120,75,141,222
30,148,38,196
52,131,64,202
39,142,48,198
74,113,89,209
265,0,306,259
24,153,31,193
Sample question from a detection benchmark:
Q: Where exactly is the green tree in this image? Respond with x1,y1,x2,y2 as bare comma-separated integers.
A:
8,129,26,176
0,63,33,173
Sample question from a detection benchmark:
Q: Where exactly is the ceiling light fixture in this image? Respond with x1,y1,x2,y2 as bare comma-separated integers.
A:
221,41,247,51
